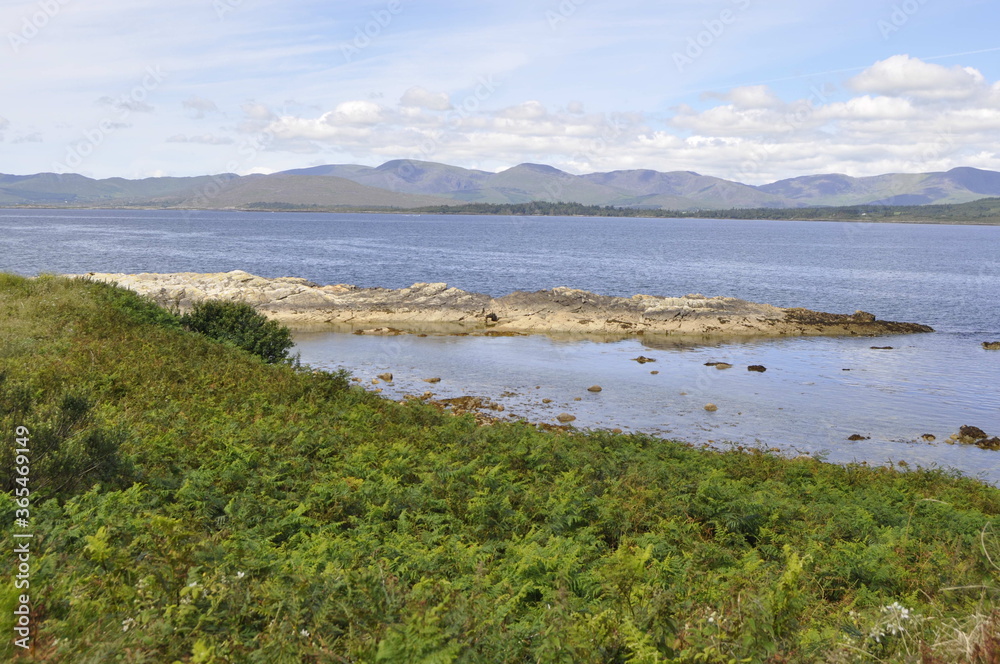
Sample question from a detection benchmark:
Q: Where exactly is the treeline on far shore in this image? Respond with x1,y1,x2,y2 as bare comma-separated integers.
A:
406,197,1000,223
11,197,1000,223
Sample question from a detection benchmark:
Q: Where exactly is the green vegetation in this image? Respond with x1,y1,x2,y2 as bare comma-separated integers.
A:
1,275,999,663
409,198,1000,224
180,300,295,365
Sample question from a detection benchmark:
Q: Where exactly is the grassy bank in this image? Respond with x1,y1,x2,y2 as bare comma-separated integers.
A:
1,274,998,663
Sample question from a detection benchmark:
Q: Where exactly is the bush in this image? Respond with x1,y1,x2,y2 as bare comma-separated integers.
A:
180,300,294,364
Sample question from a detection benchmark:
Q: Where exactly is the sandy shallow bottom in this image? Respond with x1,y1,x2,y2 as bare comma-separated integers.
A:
294,329,1000,486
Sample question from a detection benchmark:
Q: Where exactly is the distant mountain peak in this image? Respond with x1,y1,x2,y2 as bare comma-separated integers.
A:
509,163,567,175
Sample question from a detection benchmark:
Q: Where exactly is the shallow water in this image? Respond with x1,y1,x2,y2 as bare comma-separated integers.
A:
2,208,998,482
294,329,1000,485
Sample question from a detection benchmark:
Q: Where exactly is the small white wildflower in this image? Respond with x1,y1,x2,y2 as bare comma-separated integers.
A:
300,629,310,638
188,581,198,588
122,617,136,632
236,571,246,579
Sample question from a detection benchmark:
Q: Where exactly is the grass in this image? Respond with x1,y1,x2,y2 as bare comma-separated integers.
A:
1,274,998,663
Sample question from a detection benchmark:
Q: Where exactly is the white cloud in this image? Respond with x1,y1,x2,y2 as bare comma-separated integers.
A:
242,102,276,122
166,134,235,145
12,133,43,144
233,62,1000,183
671,102,822,136
705,85,783,109
325,100,385,125
498,101,548,120
182,97,219,119
97,96,155,113
816,95,916,121
399,86,452,111
849,55,986,101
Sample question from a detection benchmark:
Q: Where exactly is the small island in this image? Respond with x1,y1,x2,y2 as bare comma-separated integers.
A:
71,270,934,339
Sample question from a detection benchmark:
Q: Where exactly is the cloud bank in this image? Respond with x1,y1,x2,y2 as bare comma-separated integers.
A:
219,56,1000,183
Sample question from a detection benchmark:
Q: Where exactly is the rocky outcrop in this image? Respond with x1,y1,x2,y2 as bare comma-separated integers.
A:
69,270,935,339
950,425,1000,451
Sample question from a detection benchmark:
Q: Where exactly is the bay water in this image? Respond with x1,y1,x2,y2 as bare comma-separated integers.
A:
2,208,998,482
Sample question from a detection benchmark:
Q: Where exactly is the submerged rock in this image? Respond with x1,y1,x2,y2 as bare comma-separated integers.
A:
984,341,1000,350
587,385,603,392
848,434,870,441
747,365,767,372
632,355,656,363
952,425,999,450
355,327,406,336
704,404,718,412
556,413,576,423
978,437,1000,450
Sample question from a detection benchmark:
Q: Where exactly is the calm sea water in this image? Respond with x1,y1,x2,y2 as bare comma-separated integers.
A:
2,209,998,482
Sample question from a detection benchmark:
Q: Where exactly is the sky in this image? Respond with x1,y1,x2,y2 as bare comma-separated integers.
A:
1,0,999,184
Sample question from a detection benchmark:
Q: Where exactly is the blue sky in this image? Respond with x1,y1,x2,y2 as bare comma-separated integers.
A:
1,0,999,182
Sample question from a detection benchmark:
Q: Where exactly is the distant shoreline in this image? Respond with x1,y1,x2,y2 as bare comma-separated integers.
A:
4,202,1000,225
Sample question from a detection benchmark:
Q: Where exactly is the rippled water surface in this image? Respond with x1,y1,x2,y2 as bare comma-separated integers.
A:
3,209,998,482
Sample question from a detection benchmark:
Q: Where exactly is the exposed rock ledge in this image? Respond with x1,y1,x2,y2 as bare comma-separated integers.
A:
69,270,934,339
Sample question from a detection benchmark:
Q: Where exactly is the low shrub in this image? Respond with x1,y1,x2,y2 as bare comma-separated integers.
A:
180,300,294,364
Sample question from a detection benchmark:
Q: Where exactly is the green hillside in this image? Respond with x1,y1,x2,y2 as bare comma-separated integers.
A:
174,173,460,209
1,275,999,662
6,164,1000,211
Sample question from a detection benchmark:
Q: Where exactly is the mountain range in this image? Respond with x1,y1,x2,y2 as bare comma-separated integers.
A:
4,161,1000,211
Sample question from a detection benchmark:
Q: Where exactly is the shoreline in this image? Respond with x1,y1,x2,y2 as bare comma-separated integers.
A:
6,204,1000,225
69,269,935,340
